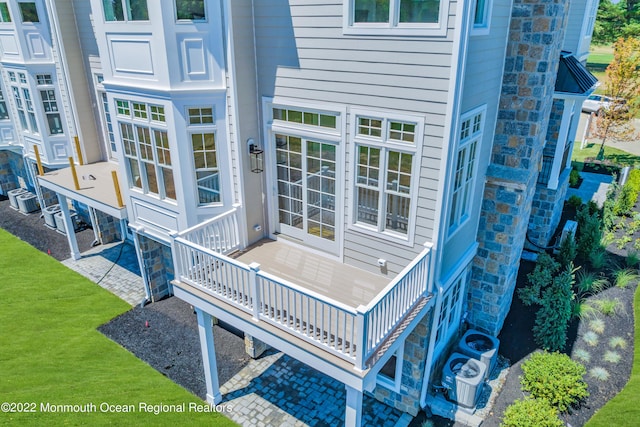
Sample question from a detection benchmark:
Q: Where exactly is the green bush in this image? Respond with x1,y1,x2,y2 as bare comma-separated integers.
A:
570,168,581,187
521,352,589,412
557,232,577,269
577,205,604,265
501,397,563,427
613,169,640,216
532,264,575,351
568,195,583,208
519,252,559,306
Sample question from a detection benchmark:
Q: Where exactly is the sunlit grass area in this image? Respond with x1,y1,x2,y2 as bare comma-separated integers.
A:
587,44,614,93
572,143,640,167
0,229,236,426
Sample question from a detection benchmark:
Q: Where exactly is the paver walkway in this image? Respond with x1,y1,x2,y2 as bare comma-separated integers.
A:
62,241,146,306
565,171,613,208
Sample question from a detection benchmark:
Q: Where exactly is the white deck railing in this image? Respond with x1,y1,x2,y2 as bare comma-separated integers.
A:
173,209,433,370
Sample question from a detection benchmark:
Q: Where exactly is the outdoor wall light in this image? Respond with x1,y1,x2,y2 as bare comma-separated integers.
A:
248,138,264,173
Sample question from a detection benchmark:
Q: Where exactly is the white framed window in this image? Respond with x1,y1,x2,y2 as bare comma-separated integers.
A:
7,71,15,82
273,107,338,130
471,0,492,34
150,105,165,122
351,111,422,243
448,106,484,236
187,106,221,205
0,2,11,22
11,73,38,134
376,345,404,392
36,74,63,135
344,0,448,36
175,0,205,21
0,88,8,120
118,99,174,201
101,93,117,155
18,2,38,23
102,0,149,22
435,270,466,348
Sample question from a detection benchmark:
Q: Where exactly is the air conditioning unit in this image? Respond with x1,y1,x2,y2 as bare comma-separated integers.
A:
554,220,578,254
43,204,61,229
441,352,487,408
17,192,39,214
54,210,80,235
458,329,500,380
7,188,28,210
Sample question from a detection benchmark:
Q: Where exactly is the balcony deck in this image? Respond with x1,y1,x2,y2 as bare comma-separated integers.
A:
172,208,433,371
233,239,390,308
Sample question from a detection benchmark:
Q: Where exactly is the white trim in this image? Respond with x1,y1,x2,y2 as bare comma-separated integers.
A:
262,97,347,257
375,343,404,393
348,107,424,247
548,99,575,190
343,0,450,37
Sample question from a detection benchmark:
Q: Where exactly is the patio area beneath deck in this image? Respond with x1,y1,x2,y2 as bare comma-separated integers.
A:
233,239,391,308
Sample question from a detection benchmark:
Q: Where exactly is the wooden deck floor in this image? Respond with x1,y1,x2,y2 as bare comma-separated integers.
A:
233,239,391,308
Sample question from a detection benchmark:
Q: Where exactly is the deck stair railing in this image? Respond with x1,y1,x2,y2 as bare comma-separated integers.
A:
173,208,433,370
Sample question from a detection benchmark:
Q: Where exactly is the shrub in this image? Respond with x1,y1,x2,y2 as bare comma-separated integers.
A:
568,195,583,208
521,352,589,412
569,168,581,187
613,169,640,216
592,298,622,316
571,297,598,320
519,252,559,306
609,336,627,349
626,250,640,267
589,367,610,381
532,265,575,351
616,235,632,249
576,270,609,296
573,348,591,363
577,205,604,264
583,330,599,346
589,248,608,270
557,233,577,269
589,318,606,334
501,398,563,427
613,268,639,288
604,351,621,364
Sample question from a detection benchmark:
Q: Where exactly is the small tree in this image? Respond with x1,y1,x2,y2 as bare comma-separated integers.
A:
592,37,640,159
532,264,575,351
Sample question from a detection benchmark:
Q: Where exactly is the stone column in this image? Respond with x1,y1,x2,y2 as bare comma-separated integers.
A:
470,0,570,335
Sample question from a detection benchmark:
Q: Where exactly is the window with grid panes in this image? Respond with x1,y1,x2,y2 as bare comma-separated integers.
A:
103,0,148,21
0,88,8,120
448,108,484,235
0,2,11,22
188,107,213,125
353,116,417,237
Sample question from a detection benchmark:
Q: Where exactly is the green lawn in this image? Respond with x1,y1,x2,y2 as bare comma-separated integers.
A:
572,143,640,167
0,229,236,426
587,44,614,94
585,283,640,426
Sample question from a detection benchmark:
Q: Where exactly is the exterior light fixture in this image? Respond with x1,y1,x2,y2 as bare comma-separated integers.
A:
248,138,263,173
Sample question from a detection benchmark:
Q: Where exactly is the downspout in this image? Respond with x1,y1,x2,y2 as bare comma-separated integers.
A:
420,285,445,409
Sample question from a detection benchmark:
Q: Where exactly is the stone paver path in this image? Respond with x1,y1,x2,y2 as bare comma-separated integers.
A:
565,171,613,208
62,241,146,306
220,351,410,427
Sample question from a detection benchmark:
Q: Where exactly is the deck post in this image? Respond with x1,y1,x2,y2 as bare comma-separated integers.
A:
344,384,363,427
355,305,367,371
195,308,222,405
56,194,81,260
249,262,261,321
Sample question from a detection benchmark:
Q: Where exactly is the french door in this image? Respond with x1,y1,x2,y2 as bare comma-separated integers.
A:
274,133,339,254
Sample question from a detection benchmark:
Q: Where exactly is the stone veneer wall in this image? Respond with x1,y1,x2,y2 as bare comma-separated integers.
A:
527,98,569,247
470,0,570,335
0,150,30,195
529,170,571,247
95,209,122,244
138,235,174,301
373,311,432,416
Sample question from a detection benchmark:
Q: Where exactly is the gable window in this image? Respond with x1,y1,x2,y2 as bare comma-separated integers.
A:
176,0,205,21
188,106,220,205
19,2,38,23
448,107,484,235
347,0,446,35
103,0,149,22
0,2,11,22
352,112,422,242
